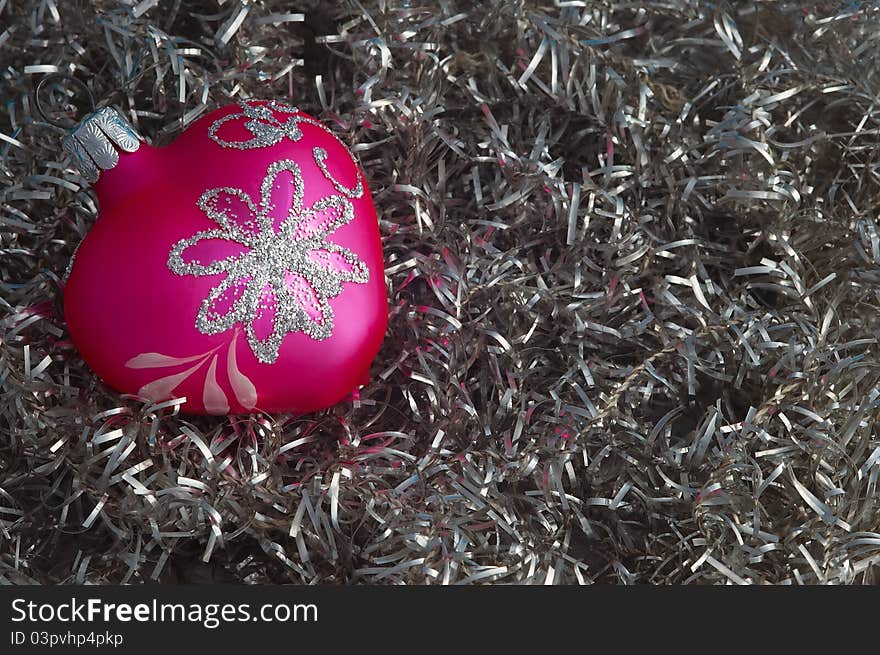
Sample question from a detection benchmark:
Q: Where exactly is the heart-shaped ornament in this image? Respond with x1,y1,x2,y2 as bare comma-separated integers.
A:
63,101,388,415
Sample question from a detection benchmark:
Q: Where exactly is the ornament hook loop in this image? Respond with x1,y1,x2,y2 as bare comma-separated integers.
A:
35,74,96,129
38,74,143,184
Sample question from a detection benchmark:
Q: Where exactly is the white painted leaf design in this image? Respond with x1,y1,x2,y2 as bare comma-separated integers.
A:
126,352,209,369
202,354,230,415
137,359,206,401
227,340,257,409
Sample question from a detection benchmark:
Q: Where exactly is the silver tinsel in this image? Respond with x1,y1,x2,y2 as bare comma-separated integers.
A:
3,0,880,584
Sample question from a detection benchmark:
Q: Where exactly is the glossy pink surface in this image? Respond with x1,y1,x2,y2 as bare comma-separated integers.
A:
64,102,387,414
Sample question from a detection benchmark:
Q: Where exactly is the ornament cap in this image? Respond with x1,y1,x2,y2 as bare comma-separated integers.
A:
62,107,142,183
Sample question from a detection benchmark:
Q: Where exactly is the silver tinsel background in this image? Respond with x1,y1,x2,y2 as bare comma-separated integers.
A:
2,0,880,585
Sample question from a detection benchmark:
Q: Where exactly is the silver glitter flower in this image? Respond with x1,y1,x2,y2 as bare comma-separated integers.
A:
168,159,369,364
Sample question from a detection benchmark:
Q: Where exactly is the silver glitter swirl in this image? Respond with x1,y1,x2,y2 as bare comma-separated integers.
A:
208,100,302,149
167,159,369,364
208,100,361,158
313,147,363,199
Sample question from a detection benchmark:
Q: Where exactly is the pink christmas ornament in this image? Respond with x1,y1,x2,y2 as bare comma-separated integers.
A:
62,101,388,414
